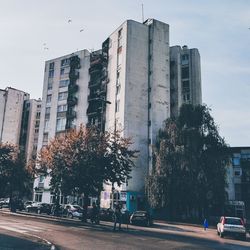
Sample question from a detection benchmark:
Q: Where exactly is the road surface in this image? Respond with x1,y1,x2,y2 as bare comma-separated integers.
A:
0,210,249,250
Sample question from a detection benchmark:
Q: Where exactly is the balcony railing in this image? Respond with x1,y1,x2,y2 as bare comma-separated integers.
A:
66,110,77,119
67,96,78,106
38,182,44,189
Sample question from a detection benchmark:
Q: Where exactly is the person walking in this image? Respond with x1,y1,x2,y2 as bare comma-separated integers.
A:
113,204,122,231
203,218,208,230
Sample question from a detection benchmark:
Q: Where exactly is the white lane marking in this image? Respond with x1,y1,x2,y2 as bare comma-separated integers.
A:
0,225,28,233
0,223,43,232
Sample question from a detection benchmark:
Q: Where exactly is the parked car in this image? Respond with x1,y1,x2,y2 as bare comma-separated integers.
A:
37,203,52,215
51,204,64,217
15,199,25,211
0,198,10,208
26,202,41,213
64,204,84,219
217,216,247,240
130,211,153,227
99,208,114,222
24,201,34,210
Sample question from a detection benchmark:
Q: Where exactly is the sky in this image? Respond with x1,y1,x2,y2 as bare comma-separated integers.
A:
0,0,249,146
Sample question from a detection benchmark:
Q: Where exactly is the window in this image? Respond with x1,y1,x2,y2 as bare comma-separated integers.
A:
115,100,120,113
60,67,70,76
49,62,54,78
183,92,190,102
181,67,189,79
117,52,122,66
49,62,54,70
234,170,241,176
56,117,66,131
36,112,41,119
233,157,240,166
118,28,122,48
49,70,54,78
116,84,121,95
182,81,190,91
58,92,68,101
57,104,67,112
61,58,70,67
45,107,51,114
48,82,53,90
35,129,39,134
59,79,69,88
43,133,48,142
181,54,189,65
35,120,40,128
44,120,49,130
35,193,42,202
39,175,45,183
46,94,52,103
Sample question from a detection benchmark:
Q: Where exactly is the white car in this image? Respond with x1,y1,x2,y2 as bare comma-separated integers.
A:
217,216,246,240
64,204,83,219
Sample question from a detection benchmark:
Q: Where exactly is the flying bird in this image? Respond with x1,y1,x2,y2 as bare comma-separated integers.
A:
44,47,49,50
68,19,72,23
80,29,84,32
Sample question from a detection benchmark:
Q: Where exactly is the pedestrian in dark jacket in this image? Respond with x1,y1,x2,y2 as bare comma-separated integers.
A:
113,205,122,231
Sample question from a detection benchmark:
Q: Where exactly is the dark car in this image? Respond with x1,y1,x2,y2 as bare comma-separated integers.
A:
26,202,51,214
99,208,114,221
15,199,25,211
130,211,153,226
37,203,52,215
51,204,64,217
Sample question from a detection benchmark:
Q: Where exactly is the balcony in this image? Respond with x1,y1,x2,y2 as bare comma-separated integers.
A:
68,83,79,93
66,110,77,119
67,96,78,106
38,182,44,189
69,71,79,81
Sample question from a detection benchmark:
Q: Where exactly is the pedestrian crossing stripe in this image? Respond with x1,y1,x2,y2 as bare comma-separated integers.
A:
0,223,44,233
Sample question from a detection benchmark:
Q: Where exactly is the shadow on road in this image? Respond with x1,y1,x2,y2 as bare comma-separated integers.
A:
0,232,51,250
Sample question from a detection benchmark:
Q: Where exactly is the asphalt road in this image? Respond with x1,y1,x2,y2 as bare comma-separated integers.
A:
0,210,250,250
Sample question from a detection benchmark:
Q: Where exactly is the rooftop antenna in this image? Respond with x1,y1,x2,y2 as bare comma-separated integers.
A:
142,3,144,23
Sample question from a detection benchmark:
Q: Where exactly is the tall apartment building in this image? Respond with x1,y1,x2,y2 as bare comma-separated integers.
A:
34,50,90,203
34,19,202,211
0,87,30,145
19,99,42,162
0,87,41,164
170,45,202,118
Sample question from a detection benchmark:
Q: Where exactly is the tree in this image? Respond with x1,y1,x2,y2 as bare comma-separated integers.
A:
146,104,229,220
0,143,33,210
38,125,137,215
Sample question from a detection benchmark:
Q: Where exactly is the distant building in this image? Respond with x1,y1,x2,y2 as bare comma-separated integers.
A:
19,99,42,162
226,147,250,219
0,87,41,164
170,45,202,118
0,87,30,145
